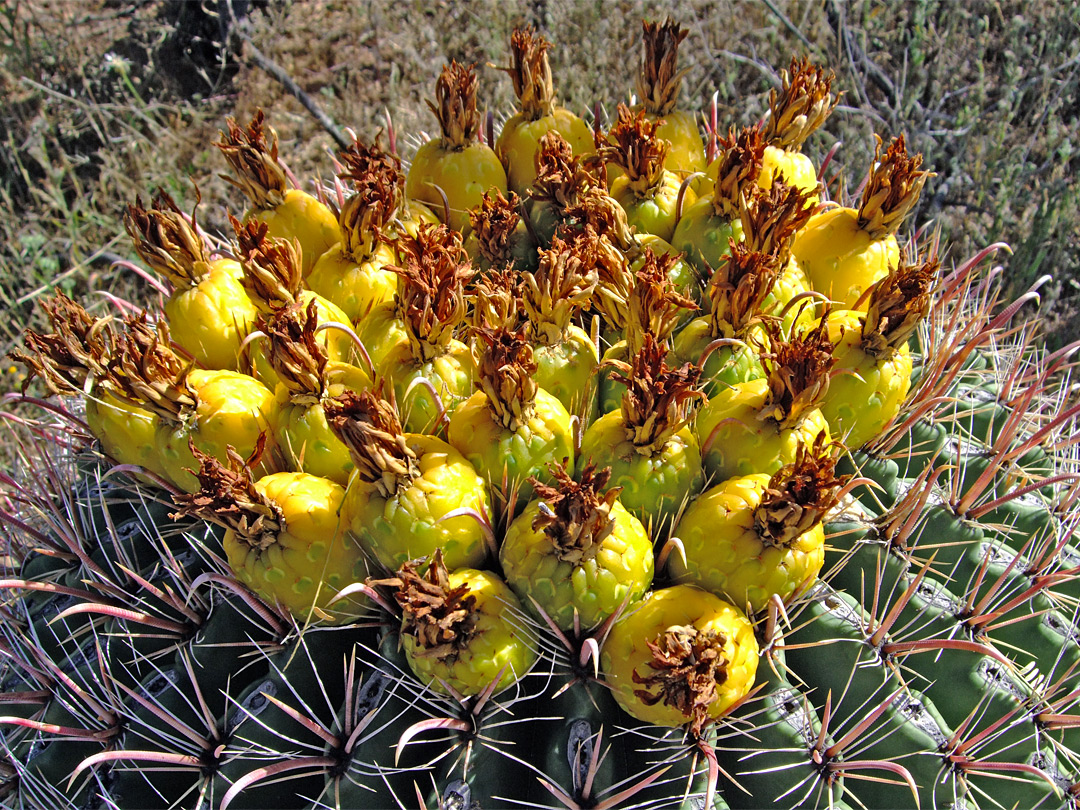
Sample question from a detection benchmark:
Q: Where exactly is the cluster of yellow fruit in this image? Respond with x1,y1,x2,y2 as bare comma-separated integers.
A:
16,21,934,734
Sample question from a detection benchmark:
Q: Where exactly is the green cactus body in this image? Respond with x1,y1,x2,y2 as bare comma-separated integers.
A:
500,497,653,631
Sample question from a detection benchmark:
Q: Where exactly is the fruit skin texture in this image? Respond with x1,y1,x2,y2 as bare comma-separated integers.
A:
246,291,354,390
305,240,398,324
496,109,594,196
578,409,703,534
601,584,758,728
401,568,537,696
353,302,408,369
792,206,899,311
817,309,913,448
671,319,765,397
164,258,258,371
668,473,825,613
500,498,654,631
648,109,707,178
696,377,830,482
156,369,277,493
406,140,508,233
223,471,364,623
247,188,339,276
447,388,574,508
345,433,491,571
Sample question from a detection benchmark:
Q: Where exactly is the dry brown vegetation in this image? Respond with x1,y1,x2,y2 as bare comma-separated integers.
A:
2,0,1078,392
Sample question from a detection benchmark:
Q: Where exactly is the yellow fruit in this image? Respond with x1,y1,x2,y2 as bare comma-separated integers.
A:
792,206,899,310
500,466,654,631
669,474,825,613
306,240,398,324
405,62,507,233
248,188,339,276
273,361,371,486
382,557,537,697
601,585,758,731
224,472,365,623
697,377,830,482
345,433,491,571
157,369,277,493
84,387,168,479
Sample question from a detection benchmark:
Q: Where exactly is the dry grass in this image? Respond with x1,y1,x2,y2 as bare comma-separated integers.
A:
2,0,1078,394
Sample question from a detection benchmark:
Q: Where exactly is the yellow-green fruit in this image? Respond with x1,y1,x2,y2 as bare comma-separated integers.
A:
601,585,758,728
397,199,441,239
760,259,816,334
346,434,491,571
577,409,703,535
380,339,476,436
447,388,574,508
610,170,693,243
157,369,277,493
406,140,508,233
496,110,594,196
500,498,653,631
792,206,899,311
669,197,743,282
273,363,372,486
696,378,830,482
758,145,819,203
246,291,355,389
353,303,407,370
224,472,365,623
401,569,537,696
306,241,398,324
248,188,339,276
668,474,825,613
670,319,765,398
164,258,258,372
533,325,598,421
84,387,168,479
633,234,701,305
816,309,913,448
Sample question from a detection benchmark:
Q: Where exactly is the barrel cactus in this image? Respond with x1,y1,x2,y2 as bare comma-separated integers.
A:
2,19,1079,810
